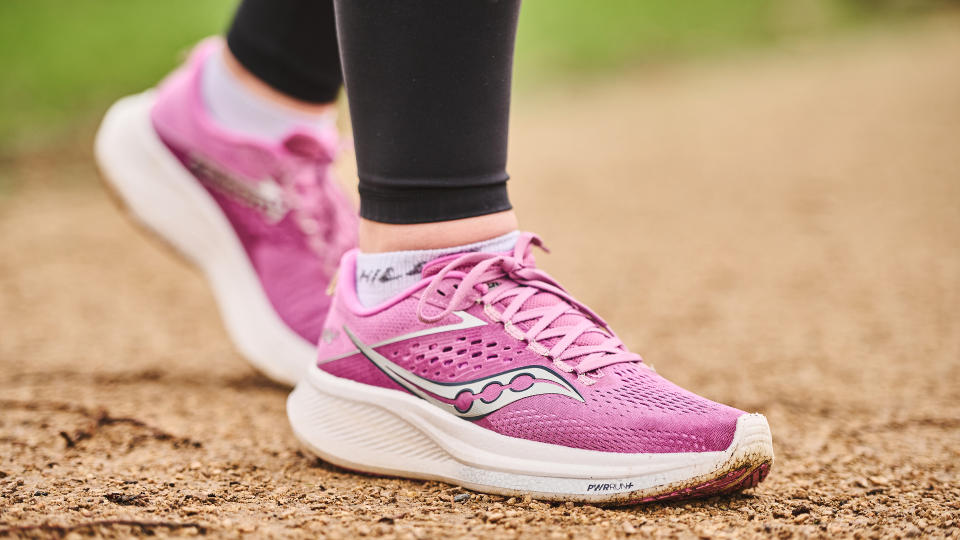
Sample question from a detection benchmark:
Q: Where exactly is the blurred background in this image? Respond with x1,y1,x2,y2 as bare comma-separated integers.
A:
1,1,958,537
0,0,954,154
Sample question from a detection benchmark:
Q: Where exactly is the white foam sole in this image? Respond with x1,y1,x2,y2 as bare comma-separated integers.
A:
288,364,774,503
94,91,315,386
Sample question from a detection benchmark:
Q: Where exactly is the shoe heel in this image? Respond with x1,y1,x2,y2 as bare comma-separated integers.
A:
95,91,222,265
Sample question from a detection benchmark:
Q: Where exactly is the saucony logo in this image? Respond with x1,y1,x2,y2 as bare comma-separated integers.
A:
339,313,584,420
188,153,288,223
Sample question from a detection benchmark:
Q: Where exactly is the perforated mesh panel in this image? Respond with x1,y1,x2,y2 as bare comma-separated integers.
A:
382,329,520,380
587,364,719,417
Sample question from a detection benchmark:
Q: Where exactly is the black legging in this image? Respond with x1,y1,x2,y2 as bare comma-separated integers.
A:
227,0,520,225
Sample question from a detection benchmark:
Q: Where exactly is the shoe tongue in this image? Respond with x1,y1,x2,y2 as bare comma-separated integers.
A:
419,247,520,279
420,252,472,278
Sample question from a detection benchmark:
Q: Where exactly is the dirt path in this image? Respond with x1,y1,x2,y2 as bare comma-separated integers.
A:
2,18,959,539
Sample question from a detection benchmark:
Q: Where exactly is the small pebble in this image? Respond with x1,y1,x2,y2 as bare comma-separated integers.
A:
486,512,505,523
869,475,890,486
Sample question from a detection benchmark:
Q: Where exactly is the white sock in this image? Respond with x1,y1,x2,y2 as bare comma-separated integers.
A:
355,231,521,307
201,49,336,140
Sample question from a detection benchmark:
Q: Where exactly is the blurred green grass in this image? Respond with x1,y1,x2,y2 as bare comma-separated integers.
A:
0,0,950,153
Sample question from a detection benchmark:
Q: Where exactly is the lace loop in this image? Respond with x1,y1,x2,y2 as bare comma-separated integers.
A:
279,132,354,270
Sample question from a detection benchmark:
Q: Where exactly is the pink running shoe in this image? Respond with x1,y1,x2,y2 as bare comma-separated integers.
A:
94,39,357,385
288,233,773,503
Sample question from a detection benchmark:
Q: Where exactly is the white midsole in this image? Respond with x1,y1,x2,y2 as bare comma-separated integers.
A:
94,91,315,386
288,364,774,501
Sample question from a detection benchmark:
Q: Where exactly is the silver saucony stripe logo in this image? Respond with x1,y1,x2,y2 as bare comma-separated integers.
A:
187,153,289,223
342,322,584,420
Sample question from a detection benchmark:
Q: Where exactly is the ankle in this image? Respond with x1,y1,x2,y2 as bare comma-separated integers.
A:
359,211,519,253
221,49,336,116
201,47,339,141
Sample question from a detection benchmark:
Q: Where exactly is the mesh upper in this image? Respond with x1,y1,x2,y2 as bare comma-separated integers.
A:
321,298,744,454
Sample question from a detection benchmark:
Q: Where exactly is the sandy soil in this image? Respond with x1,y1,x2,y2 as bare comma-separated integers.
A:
1,18,959,539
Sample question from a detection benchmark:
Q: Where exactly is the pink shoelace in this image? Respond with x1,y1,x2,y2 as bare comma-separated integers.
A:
281,132,355,270
417,233,643,384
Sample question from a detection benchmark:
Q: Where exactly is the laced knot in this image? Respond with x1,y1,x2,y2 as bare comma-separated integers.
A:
416,233,643,384
280,131,355,270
